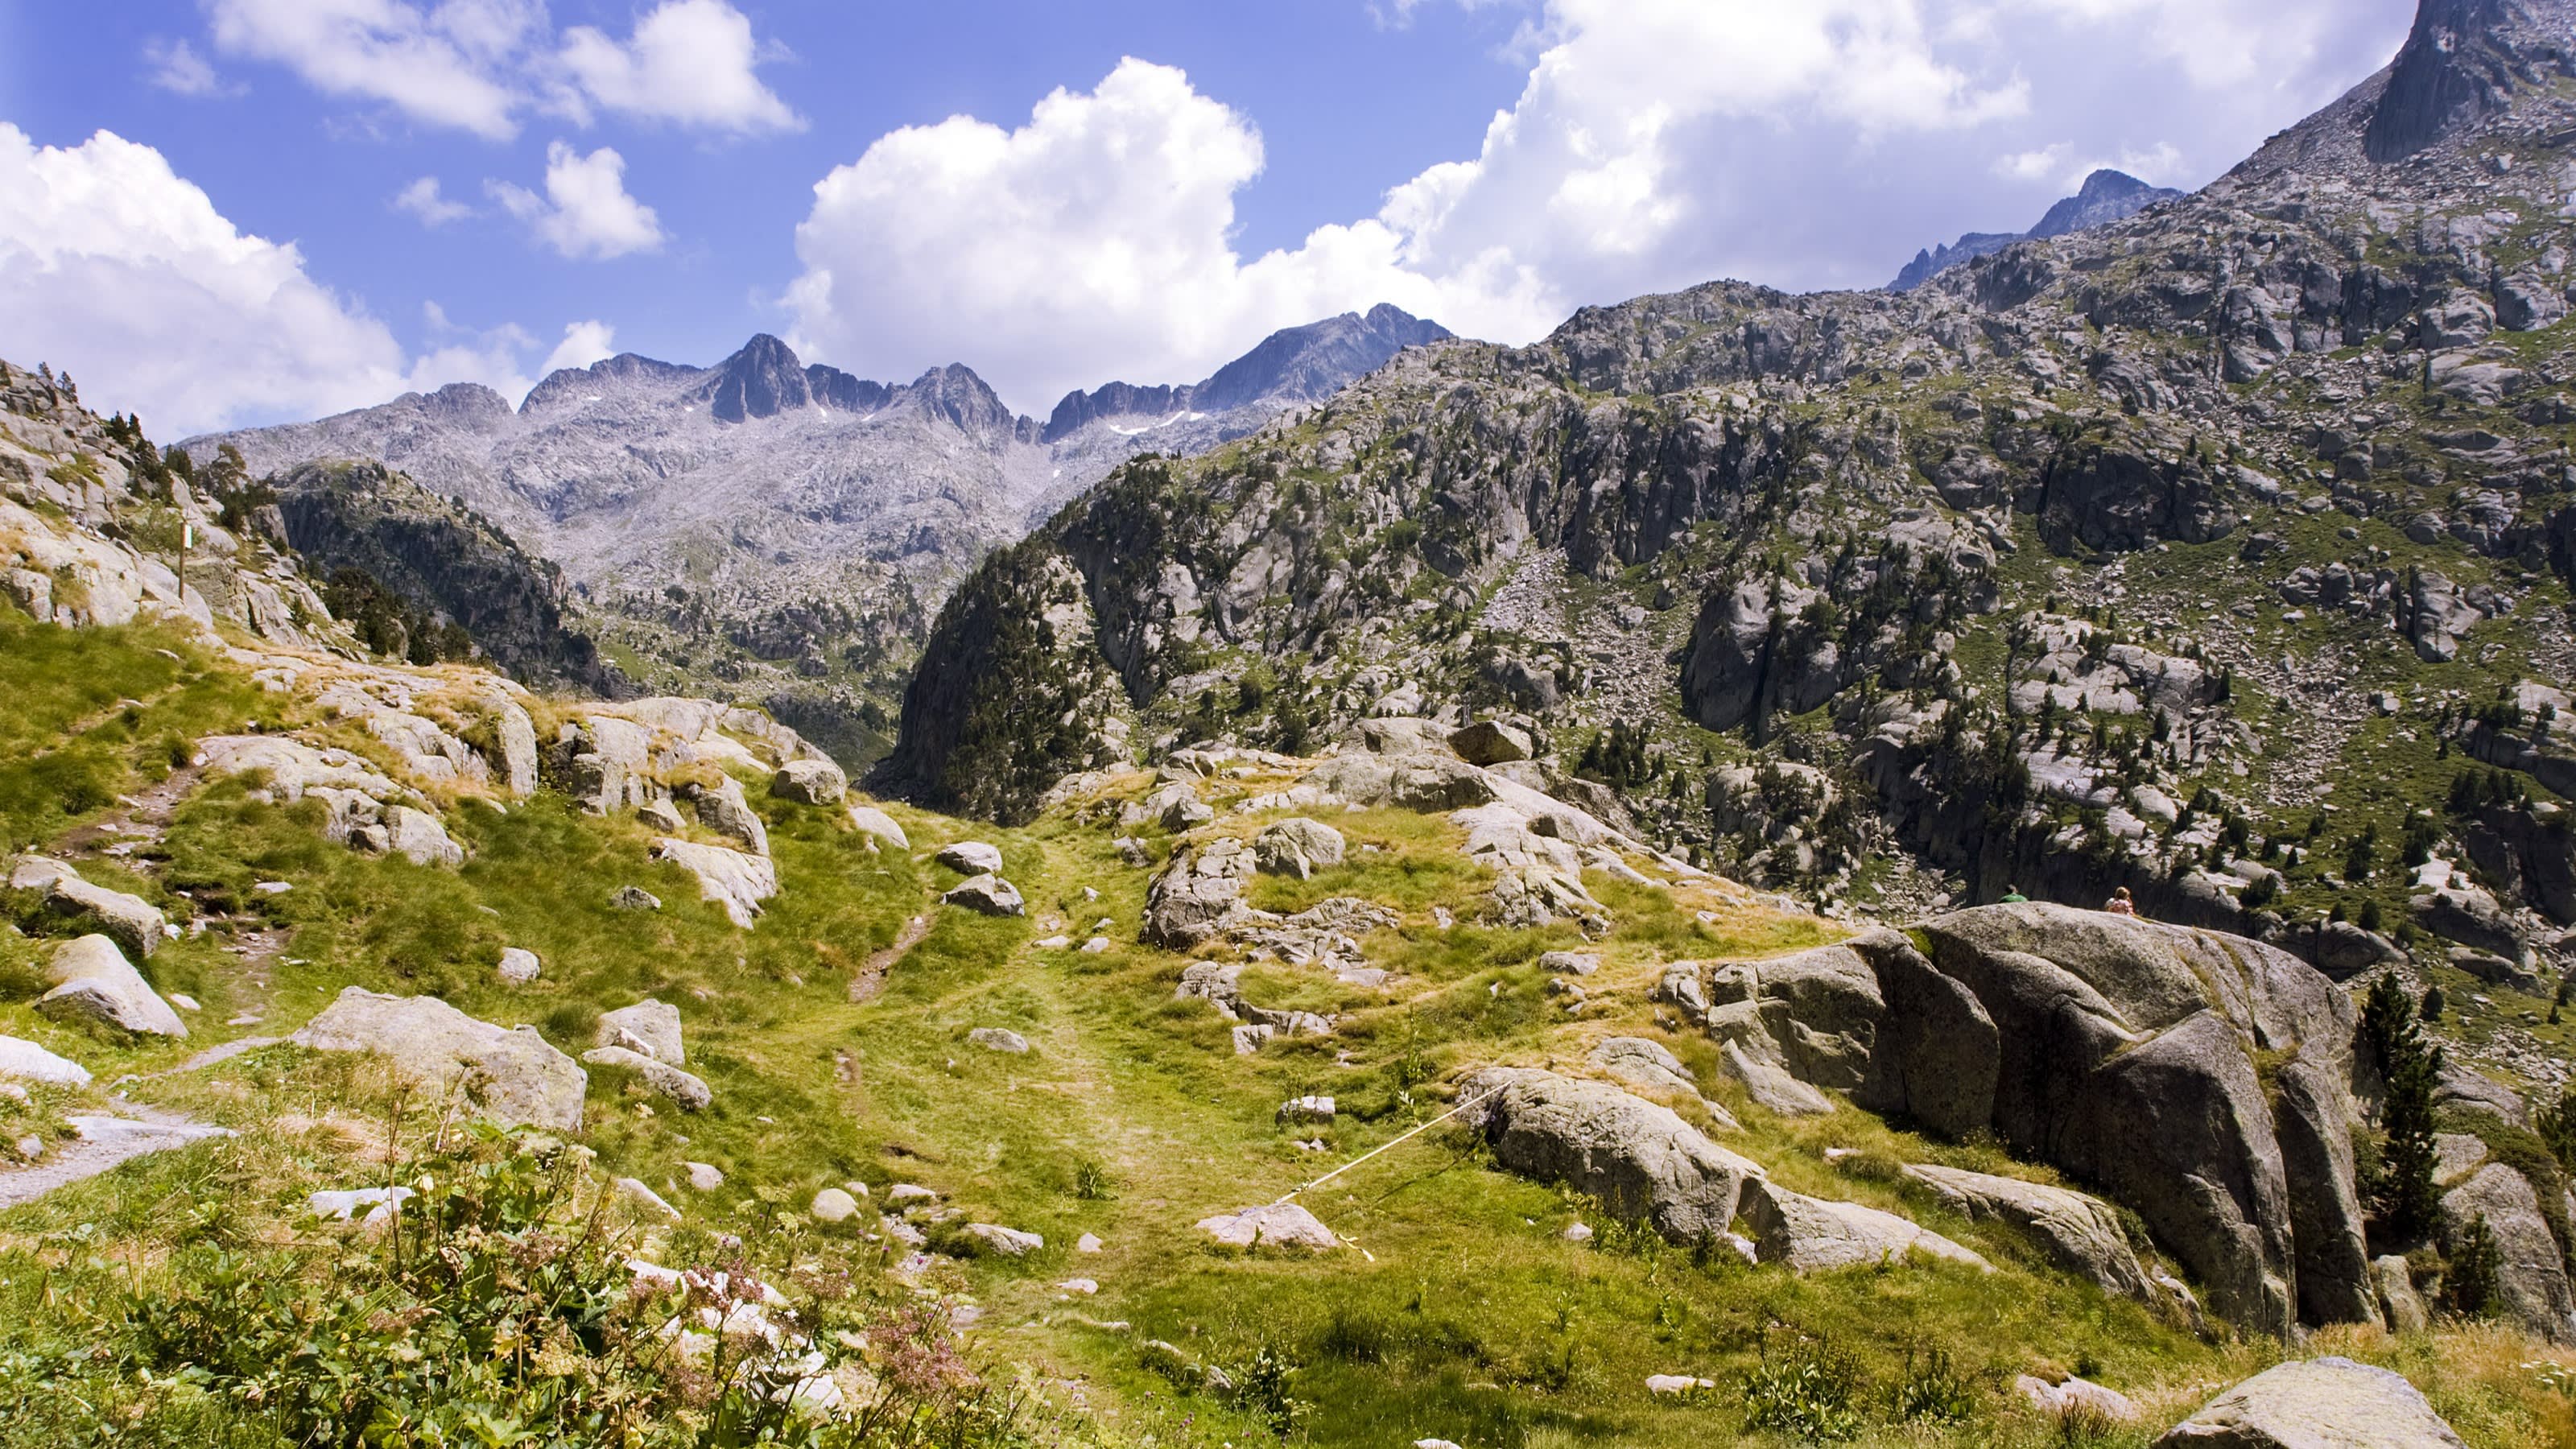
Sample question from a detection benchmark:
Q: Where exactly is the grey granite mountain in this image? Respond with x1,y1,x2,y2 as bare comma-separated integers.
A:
193,308,1447,762
890,0,2576,1106
1889,169,2183,291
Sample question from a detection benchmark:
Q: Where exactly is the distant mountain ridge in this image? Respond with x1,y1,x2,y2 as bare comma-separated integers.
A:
1889,169,2183,291
191,305,1453,764
1041,305,1452,442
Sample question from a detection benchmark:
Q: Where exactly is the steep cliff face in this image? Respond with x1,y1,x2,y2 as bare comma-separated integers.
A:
893,0,2576,1033
2366,0,2574,162
268,460,623,695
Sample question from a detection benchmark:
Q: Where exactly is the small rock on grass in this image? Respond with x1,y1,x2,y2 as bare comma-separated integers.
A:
309,1187,415,1224
2017,1376,2139,1422
1058,1278,1098,1294
611,886,662,910
811,1187,860,1223
1076,1232,1103,1253
968,1027,1030,1054
496,947,541,985
937,841,1004,875
1645,1375,1715,1397
960,1223,1044,1257
615,1177,681,1222
1196,1203,1339,1252
686,1162,724,1191
0,1035,91,1087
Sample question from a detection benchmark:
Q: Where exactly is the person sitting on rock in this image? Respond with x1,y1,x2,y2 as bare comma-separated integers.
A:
2000,885,2028,903
2105,886,2136,917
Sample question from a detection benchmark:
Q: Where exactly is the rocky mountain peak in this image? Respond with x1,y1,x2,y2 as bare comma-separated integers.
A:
1890,170,2180,291
898,362,1027,444
2367,0,2573,162
1038,304,1452,444
704,333,814,423
419,382,514,427
2028,169,2178,239
1193,304,1452,413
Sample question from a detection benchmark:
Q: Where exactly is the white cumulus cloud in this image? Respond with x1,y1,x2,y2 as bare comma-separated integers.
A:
555,0,803,134
0,125,606,435
489,142,663,259
142,37,236,97
786,0,2413,413
201,0,795,139
206,0,535,140
393,175,476,225
541,318,617,374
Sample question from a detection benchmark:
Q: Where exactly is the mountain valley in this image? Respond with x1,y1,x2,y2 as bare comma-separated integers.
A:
5,2,2576,1446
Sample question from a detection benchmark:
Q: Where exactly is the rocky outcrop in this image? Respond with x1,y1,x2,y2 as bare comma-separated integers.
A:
2441,1162,2575,1343
1144,837,1257,947
650,838,778,929
1658,905,2374,1335
1253,818,1345,878
2153,1356,2464,1447
36,935,186,1038
772,758,847,805
291,986,584,1131
1738,1179,1990,1274
1902,1164,2157,1304
10,856,165,960
265,459,621,693
2363,0,2568,163
1459,1067,1765,1245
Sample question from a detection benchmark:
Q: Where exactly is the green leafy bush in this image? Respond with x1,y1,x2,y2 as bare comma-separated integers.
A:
1742,1333,1864,1442
100,1125,1034,1448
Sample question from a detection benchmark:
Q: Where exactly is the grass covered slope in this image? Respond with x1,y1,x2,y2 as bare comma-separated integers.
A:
0,617,2570,1447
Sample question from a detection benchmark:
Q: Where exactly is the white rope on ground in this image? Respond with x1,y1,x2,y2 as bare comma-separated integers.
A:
1272,1086,1503,1206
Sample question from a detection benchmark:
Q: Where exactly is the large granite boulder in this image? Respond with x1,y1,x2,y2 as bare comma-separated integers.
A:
382,806,464,867
291,986,584,1130
1459,1067,1764,1245
2152,1356,2463,1447
9,855,165,959
0,1034,92,1085
1253,818,1346,879
1902,1164,2157,1304
1662,904,2376,1336
1739,1179,1991,1274
846,804,909,851
936,841,1004,875
1197,1203,1340,1252
37,935,187,1038
941,873,1026,917
771,758,848,806
580,1045,712,1111
597,999,685,1064
2441,1162,2576,1343
651,838,778,928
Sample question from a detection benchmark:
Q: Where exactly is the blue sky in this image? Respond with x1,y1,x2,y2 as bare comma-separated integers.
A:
0,1,2417,436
